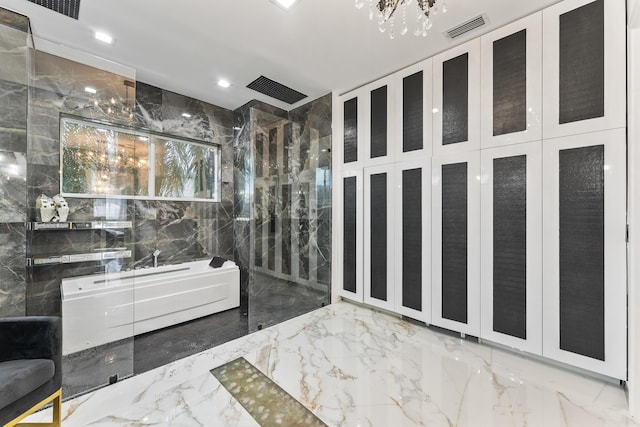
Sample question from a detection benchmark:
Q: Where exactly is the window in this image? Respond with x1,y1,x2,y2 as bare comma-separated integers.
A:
60,117,221,202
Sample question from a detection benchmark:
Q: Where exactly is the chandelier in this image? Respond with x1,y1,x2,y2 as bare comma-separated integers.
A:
355,0,448,39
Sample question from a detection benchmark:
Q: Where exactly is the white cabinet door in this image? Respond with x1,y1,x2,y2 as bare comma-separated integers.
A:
336,168,364,303
431,151,481,336
542,0,626,139
363,164,395,311
338,88,366,168
394,58,433,162
362,76,396,167
480,13,542,148
394,158,431,323
433,38,481,156
542,128,626,380
480,141,543,355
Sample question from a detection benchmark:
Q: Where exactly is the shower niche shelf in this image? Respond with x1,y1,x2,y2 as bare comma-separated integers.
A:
28,249,132,266
27,220,133,266
27,220,133,231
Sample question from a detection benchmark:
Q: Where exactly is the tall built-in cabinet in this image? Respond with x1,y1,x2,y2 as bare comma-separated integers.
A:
334,0,627,380
479,12,544,355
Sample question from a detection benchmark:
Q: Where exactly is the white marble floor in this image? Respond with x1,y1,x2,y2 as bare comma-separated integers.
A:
29,301,639,426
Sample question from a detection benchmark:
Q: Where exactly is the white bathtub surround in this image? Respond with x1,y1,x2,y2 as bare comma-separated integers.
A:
31,302,637,426
62,259,240,354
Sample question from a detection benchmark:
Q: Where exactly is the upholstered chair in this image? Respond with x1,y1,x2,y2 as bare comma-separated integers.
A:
0,316,62,427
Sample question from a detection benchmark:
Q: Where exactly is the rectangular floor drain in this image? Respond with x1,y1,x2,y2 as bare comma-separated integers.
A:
211,358,327,426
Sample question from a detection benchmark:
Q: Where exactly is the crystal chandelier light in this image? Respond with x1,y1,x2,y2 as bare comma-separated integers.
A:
355,0,448,39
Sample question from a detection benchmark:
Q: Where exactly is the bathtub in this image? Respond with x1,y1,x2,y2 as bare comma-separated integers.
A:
61,259,240,355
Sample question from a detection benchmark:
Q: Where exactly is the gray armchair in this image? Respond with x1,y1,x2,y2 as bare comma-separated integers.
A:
0,316,62,427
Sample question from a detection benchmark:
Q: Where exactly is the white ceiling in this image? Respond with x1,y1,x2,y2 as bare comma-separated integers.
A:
0,0,561,111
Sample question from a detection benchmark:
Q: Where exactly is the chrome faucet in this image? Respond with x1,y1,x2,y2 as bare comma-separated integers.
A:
153,250,161,268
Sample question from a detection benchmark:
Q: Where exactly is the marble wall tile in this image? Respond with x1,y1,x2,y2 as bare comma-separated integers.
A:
132,201,159,269
0,223,26,317
26,264,62,316
134,82,163,132
0,79,27,131
0,127,26,153
27,103,65,166
0,150,26,222
0,21,28,86
0,10,28,317
30,51,136,126
0,7,29,33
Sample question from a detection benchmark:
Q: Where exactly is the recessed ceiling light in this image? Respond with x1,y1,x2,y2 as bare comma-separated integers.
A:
94,31,113,44
218,79,230,88
84,87,97,94
273,0,298,9
182,113,192,118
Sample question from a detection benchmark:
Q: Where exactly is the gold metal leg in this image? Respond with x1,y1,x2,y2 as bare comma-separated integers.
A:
4,388,62,427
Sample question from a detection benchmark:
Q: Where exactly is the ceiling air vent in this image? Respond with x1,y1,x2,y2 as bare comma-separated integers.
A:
445,14,487,39
247,76,307,105
27,0,81,19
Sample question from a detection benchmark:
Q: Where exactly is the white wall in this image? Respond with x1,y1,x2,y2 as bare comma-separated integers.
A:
628,0,640,418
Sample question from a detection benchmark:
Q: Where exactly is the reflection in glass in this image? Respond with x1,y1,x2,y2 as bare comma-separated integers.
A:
61,120,149,196
60,117,221,201
154,138,219,200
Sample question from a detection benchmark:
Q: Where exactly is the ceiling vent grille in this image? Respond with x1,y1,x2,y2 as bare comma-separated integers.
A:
247,76,307,105
27,0,81,19
445,14,487,39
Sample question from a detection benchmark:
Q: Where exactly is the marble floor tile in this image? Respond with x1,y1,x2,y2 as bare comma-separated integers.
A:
28,301,640,427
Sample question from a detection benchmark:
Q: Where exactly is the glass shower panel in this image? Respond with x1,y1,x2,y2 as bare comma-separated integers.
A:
248,101,331,333
0,9,29,320
26,46,137,398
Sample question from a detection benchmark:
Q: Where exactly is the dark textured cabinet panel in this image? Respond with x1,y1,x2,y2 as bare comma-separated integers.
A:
343,177,357,292
442,54,469,145
493,155,527,339
255,188,263,267
269,128,278,176
493,30,527,136
559,145,605,360
281,184,291,275
441,162,468,323
370,86,388,158
402,168,422,311
255,133,264,177
403,72,424,152
559,0,604,124
370,173,388,301
344,97,358,163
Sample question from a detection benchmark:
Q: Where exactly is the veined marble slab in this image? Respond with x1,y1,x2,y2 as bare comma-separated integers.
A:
28,301,639,426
